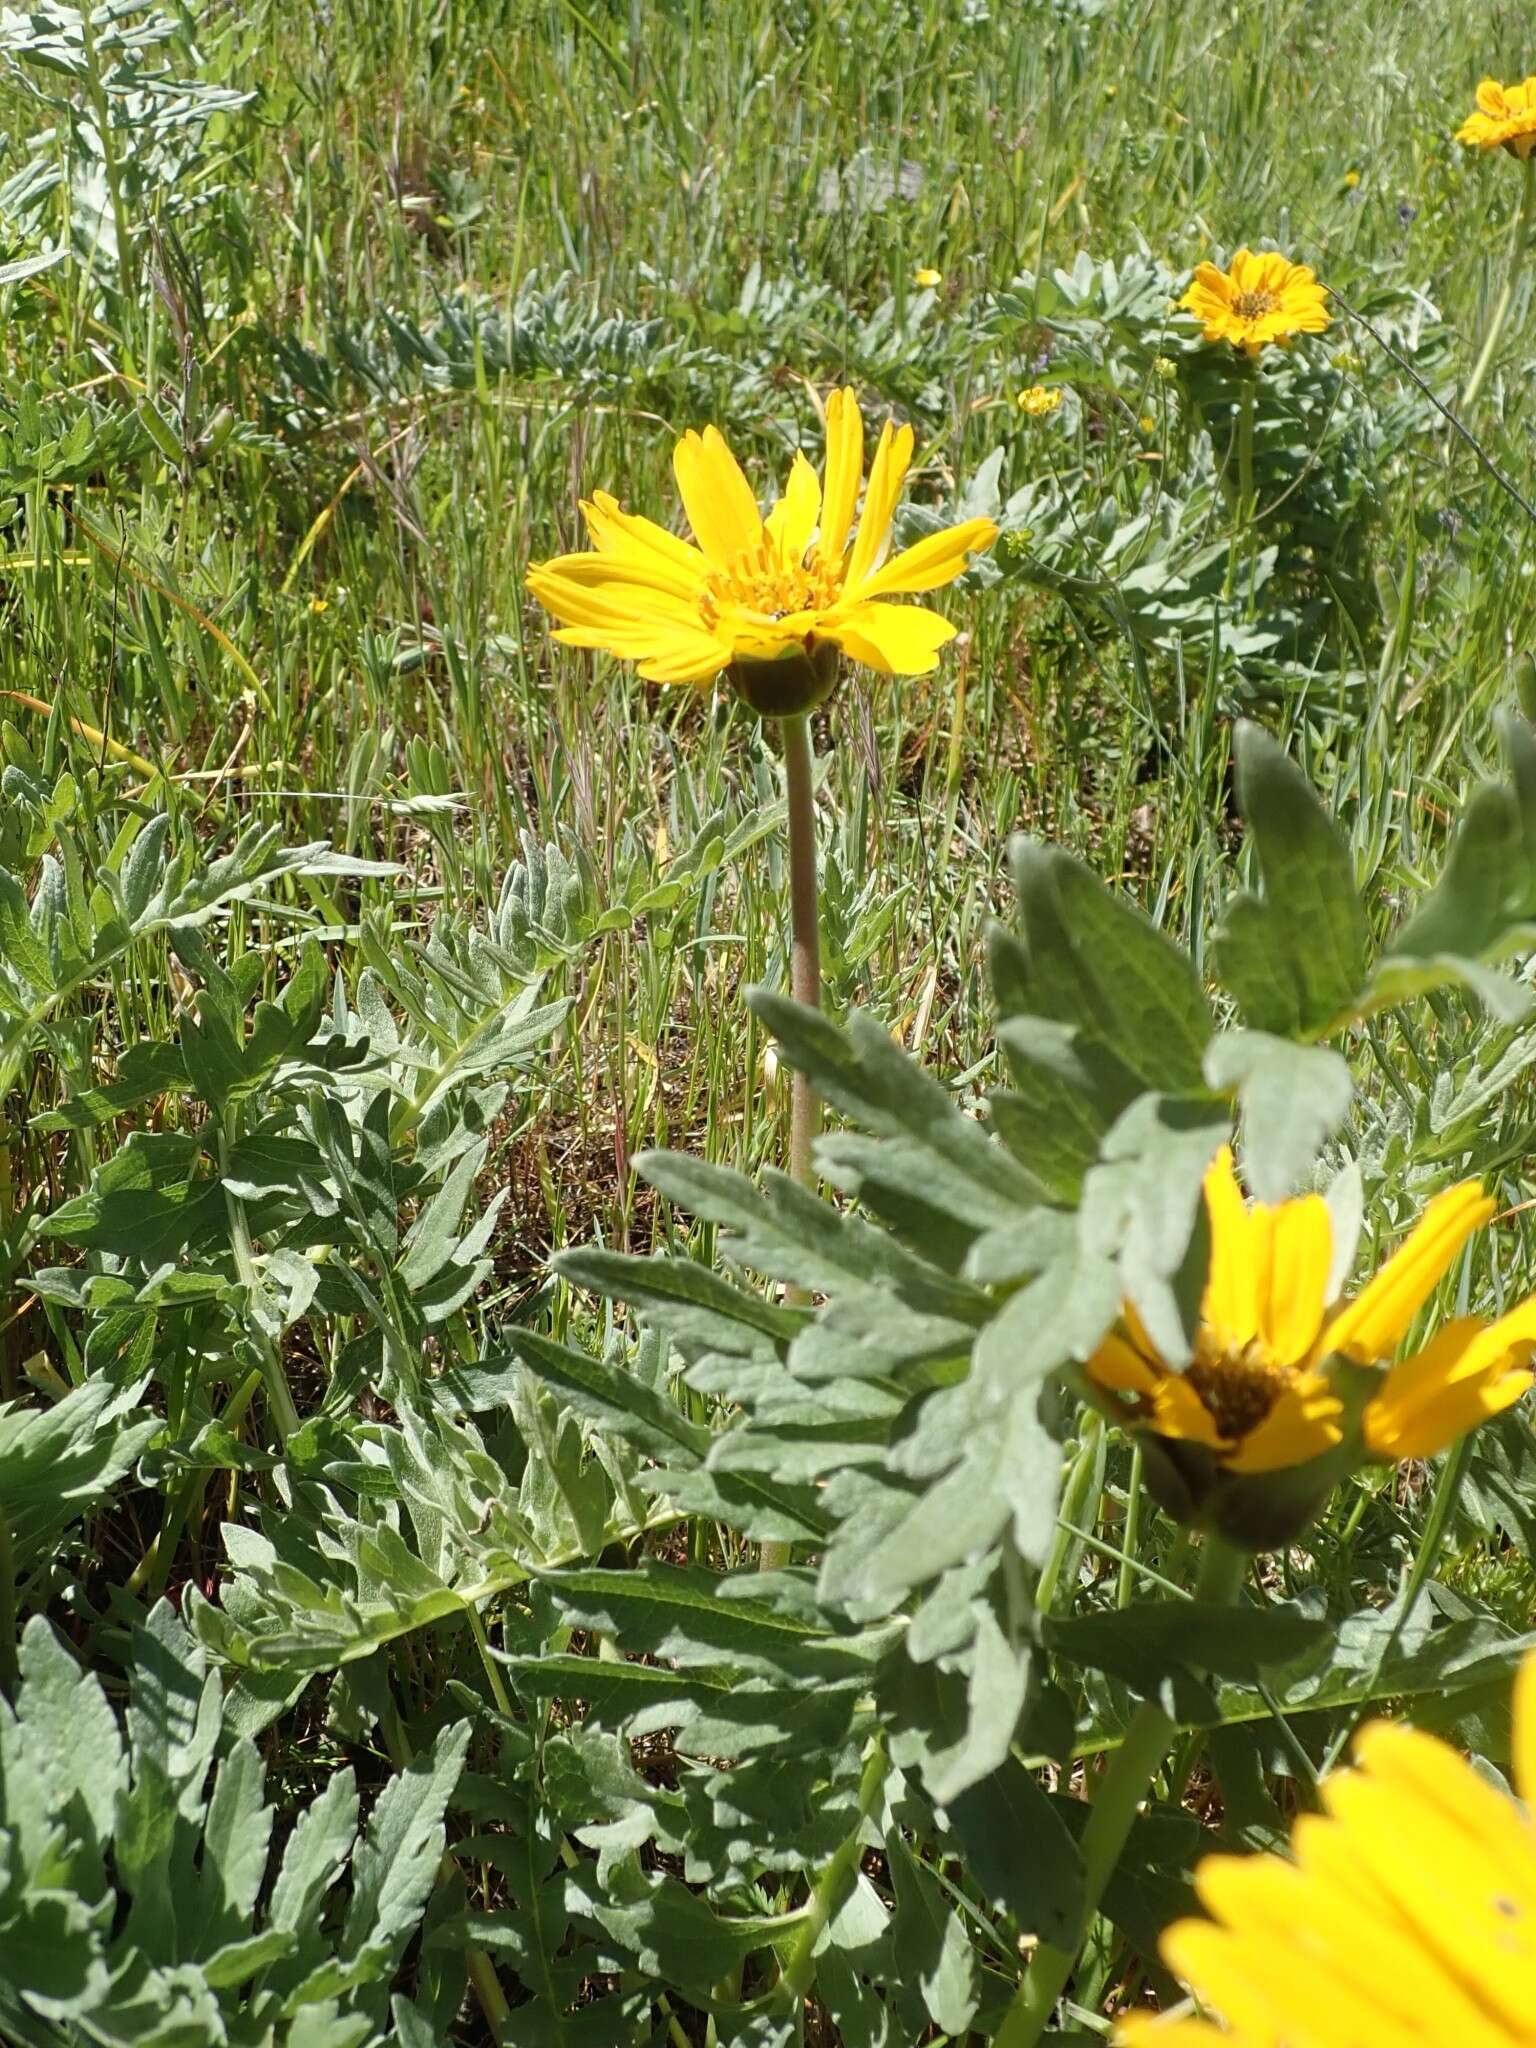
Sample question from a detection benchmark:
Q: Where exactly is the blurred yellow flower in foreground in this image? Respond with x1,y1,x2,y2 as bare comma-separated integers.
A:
1086,1148,1535,1541
1178,248,1330,356
1118,1648,1536,2048
913,266,942,287
1018,384,1063,416
526,389,996,710
1458,76,1536,158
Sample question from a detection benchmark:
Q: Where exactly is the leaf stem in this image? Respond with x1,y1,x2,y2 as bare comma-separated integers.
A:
1462,153,1536,411
219,1106,301,1443
995,1535,1247,2048
775,1731,887,2009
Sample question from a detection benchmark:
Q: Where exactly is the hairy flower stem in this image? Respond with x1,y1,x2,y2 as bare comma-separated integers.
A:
995,1536,1249,2048
1237,373,1257,522
759,711,822,1574
0,1507,17,1700
1462,153,1536,410
780,711,823,1197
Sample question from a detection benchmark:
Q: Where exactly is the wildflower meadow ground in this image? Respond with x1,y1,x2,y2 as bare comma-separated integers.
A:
3,4,1536,2045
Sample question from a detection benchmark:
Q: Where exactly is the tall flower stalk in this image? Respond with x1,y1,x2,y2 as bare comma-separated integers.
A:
778,710,823,1196
1461,152,1536,409
527,392,996,1557
527,393,994,1190
1456,78,1536,408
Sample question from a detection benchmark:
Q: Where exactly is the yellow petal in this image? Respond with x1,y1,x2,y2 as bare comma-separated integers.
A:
1161,1914,1387,2046
672,424,763,568
634,630,732,684
764,450,822,566
817,386,864,567
720,616,819,665
1200,1146,1259,1350
1200,1819,1519,2043
527,564,704,639
1347,1717,1536,1897
844,418,915,594
1113,2025,1233,2048
1254,1192,1332,1365
1148,1373,1225,1450
1317,1182,1493,1363
1477,78,1510,118
1362,1307,1536,1460
532,544,702,606
852,517,998,599
1320,1728,1536,2033
823,599,954,677
1085,1331,1162,1401
582,491,708,574
1223,1373,1343,1474
1180,261,1234,310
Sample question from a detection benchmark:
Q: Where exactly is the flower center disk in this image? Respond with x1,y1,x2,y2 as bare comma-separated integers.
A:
1184,1338,1294,1441
699,538,844,627
1231,288,1280,321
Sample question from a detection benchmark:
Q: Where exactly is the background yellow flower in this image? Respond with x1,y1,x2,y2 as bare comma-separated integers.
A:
1178,247,1331,355
1458,75,1536,157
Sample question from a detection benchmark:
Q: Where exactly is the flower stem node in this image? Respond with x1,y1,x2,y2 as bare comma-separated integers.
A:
727,640,840,719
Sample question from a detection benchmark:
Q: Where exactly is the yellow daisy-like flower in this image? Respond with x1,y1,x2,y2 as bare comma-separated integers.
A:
1457,76,1536,158
1086,1148,1535,1498
1178,248,1331,357
1019,383,1064,417
1117,1648,1536,2048
525,389,997,712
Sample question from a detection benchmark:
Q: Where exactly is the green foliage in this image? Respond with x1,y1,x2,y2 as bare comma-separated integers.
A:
4,1,1536,2041
0,1600,468,2048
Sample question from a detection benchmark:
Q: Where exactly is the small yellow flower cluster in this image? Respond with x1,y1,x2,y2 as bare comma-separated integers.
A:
1018,383,1064,417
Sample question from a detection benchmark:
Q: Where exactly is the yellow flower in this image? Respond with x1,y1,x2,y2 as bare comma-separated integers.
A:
1086,1148,1535,1480
526,389,996,705
1019,384,1063,416
1457,76,1536,158
1343,168,1361,187
1117,1648,1536,2048
913,266,943,287
1178,248,1331,357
